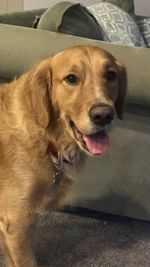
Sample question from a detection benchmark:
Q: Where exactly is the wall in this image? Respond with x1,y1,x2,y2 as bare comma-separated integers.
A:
0,0,23,13
0,0,102,13
1,0,149,17
23,0,101,10
134,0,150,16
0,1,7,13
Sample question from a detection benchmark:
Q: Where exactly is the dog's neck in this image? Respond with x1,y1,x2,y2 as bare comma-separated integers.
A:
48,140,58,158
47,120,80,165
47,130,79,185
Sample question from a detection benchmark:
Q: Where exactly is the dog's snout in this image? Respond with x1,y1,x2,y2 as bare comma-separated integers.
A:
89,104,114,126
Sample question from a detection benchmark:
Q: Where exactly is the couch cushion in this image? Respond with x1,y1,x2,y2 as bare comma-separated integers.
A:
58,4,102,40
0,9,46,28
87,3,146,47
37,2,102,40
37,1,73,32
104,0,134,15
135,16,150,48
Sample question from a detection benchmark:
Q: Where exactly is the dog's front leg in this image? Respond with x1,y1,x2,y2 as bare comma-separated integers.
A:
0,210,38,267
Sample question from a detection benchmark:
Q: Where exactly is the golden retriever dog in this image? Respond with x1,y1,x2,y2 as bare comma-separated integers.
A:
0,45,127,267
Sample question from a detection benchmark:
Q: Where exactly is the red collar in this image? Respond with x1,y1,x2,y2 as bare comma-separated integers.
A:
47,141,58,158
47,140,72,165
47,141,63,185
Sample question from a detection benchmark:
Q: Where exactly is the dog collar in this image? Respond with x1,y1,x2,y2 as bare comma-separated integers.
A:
47,141,61,185
48,140,58,158
52,156,63,185
48,141,70,185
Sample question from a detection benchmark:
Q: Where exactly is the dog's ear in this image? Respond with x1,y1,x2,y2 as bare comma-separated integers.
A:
27,59,51,128
115,61,127,120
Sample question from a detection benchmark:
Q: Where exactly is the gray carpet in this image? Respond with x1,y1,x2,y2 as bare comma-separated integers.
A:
35,209,150,267
1,210,150,266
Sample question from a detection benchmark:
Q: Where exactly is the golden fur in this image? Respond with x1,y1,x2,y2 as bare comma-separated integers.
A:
0,46,127,267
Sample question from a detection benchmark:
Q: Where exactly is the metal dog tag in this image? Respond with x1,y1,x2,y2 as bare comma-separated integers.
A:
52,171,62,185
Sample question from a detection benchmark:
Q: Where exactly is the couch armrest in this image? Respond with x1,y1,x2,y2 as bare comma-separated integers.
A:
0,23,150,107
0,9,46,27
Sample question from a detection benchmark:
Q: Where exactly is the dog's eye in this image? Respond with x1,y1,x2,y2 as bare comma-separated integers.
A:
105,70,117,82
65,74,79,85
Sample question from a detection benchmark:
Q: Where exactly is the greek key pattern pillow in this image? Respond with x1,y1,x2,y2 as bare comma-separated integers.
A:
135,16,150,48
87,3,146,47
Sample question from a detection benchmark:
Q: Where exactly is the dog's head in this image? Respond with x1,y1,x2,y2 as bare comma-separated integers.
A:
27,46,127,156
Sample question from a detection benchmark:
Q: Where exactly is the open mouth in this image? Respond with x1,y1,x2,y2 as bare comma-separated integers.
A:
69,120,109,155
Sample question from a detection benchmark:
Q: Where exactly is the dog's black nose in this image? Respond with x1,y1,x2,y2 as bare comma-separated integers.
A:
89,104,114,126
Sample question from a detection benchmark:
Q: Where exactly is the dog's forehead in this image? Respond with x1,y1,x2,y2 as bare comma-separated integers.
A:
51,46,116,68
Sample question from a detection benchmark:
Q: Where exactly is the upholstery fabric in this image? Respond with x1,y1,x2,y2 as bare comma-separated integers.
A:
59,4,102,40
37,2,102,40
0,9,45,27
105,0,134,14
37,1,73,32
87,3,146,47
135,16,150,48
104,0,150,48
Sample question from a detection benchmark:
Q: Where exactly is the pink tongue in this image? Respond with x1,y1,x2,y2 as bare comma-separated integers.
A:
83,131,109,155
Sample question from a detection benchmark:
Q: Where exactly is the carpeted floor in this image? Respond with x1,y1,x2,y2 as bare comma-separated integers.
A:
35,209,150,267
1,209,150,267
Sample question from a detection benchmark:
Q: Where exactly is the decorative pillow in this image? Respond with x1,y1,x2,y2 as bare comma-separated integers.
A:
37,1,102,40
87,3,146,47
37,1,73,32
104,0,135,15
135,16,150,48
59,3,102,40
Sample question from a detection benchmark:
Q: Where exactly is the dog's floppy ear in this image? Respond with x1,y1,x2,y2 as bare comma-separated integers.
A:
115,61,127,120
27,59,51,128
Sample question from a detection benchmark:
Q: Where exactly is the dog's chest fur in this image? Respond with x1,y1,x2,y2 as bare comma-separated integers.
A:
0,134,74,213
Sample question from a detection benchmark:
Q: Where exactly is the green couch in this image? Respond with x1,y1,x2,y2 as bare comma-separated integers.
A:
0,9,150,221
